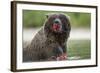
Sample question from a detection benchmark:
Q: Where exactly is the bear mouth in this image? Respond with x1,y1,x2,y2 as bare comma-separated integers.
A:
52,23,62,32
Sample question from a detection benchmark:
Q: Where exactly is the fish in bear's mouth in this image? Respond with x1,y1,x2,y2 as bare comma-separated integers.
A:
48,53,67,61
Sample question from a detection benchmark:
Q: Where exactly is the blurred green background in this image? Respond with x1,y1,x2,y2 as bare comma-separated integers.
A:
23,10,91,28
67,40,91,59
23,10,91,60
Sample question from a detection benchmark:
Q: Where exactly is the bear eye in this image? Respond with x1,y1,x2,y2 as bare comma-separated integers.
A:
59,17,66,22
48,16,56,21
59,16,66,19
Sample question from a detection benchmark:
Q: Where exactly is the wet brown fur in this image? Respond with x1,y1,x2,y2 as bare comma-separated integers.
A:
23,13,71,62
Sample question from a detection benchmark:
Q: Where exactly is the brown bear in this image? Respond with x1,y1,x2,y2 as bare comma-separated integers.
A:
23,13,71,62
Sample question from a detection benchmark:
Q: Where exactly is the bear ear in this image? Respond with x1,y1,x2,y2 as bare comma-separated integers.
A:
46,14,49,18
46,13,52,18
66,14,70,21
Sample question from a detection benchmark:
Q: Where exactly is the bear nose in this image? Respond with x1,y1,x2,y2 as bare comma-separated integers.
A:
54,20,59,24
54,18,61,24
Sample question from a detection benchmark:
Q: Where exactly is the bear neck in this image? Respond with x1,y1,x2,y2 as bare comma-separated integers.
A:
46,31,67,44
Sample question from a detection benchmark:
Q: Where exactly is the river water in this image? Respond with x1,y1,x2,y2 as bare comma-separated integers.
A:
23,28,90,42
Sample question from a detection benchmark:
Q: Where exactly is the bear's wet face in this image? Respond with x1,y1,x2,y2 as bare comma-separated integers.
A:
44,13,71,34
